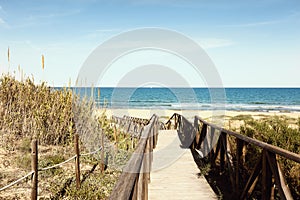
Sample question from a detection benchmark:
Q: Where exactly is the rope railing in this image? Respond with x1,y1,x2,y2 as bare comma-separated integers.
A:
2,115,154,199
0,134,103,199
0,171,34,192
38,146,103,172
166,113,300,200
80,146,103,157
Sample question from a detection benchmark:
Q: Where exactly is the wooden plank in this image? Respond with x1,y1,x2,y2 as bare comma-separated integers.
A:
197,124,207,150
131,174,139,200
191,118,197,149
220,133,225,172
221,133,235,192
212,139,221,164
266,152,293,200
262,149,272,200
110,115,158,200
240,155,262,199
236,138,243,195
277,162,293,200
148,130,217,200
208,127,215,164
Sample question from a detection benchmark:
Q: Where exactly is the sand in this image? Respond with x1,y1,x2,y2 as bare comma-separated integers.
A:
103,108,300,121
99,108,300,131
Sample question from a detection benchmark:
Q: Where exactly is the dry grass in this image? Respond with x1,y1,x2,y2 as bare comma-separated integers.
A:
0,75,138,199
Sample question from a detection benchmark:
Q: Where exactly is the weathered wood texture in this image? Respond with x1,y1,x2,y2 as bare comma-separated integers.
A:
148,130,217,200
166,113,299,200
31,140,38,200
110,115,159,200
74,134,81,188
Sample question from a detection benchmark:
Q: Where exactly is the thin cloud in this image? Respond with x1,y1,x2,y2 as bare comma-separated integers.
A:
0,4,7,14
197,38,235,49
8,9,81,30
25,9,81,21
94,29,120,33
0,17,5,25
84,29,120,39
222,19,283,28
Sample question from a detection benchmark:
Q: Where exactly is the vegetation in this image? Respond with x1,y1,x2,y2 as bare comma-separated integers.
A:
0,75,138,199
239,116,300,198
0,75,75,145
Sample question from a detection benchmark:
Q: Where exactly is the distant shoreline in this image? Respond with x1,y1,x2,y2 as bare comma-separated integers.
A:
102,108,300,121
55,87,300,112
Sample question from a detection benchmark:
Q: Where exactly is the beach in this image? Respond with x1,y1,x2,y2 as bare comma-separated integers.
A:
104,108,300,119
104,108,300,127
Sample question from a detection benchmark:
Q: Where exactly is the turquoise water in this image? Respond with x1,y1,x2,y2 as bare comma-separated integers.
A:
64,87,300,112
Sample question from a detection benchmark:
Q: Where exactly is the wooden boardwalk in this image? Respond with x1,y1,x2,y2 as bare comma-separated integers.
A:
148,130,217,200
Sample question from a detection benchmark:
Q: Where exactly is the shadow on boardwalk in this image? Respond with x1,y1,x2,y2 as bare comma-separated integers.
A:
191,149,234,200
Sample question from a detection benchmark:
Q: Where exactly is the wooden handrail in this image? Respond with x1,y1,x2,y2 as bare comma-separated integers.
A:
110,114,159,200
195,116,300,163
165,113,299,199
112,115,149,137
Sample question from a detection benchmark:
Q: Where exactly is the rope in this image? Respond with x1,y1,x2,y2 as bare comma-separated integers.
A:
81,146,102,157
39,155,76,171
1,146,103,192
0,115,149,192
0,171,34,192
39,146,103,171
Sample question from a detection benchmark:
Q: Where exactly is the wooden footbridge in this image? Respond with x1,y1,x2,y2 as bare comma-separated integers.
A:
110,114,300,200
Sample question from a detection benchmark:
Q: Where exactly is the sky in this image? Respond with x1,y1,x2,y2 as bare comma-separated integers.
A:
0,0,299,87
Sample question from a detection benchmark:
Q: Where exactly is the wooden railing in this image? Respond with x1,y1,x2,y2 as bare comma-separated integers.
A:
166,113,300,200
111,115,149,137
110,114,159,200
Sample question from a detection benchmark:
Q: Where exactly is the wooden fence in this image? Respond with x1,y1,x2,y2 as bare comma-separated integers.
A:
110,114,159,200
166,113,300,200
111,115,150,137
0,134,102,200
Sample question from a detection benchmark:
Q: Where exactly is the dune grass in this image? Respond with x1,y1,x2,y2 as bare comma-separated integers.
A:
0,75,138,199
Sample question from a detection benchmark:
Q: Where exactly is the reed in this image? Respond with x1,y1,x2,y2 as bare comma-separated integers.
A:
0,74,88,145
41,54,45,70
7,47,10,63
0,73,137,198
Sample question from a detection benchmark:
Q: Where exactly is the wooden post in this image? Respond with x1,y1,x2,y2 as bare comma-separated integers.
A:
141,138,150,200
148,134,153,183
31,140,38,200
74,134,80,189
131,137,135,149
174,115,178,129
113,125,118,150
262,149,272,200
101,130,105,173
167,121,171,130
220,133,225,173
209,127,215,163
236,138,243,195
240,155,262,199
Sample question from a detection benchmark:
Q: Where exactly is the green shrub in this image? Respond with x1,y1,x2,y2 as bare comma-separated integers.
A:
240,116,300,198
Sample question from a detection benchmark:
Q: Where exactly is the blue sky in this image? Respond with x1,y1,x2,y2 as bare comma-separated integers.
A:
0,0,299,87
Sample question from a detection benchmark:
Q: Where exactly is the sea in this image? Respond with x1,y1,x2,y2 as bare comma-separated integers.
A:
63,87,300,112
